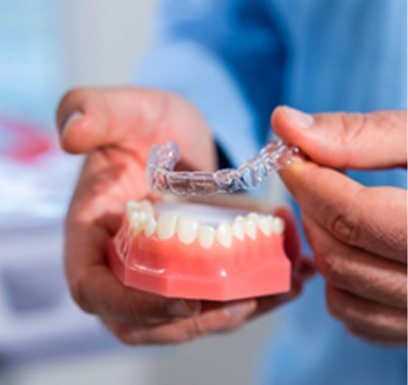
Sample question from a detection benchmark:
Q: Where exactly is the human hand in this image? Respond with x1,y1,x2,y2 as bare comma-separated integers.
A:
272,107,407,345
56,88,311,345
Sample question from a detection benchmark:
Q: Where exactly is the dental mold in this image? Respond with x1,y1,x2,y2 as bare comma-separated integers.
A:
109,197,291,300
146,139,298,196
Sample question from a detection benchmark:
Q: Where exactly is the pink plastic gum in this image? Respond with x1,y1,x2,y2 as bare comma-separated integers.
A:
109,196,291,301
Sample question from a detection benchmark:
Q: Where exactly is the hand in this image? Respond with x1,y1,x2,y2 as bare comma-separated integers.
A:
56,88,311,345
272,106,407,345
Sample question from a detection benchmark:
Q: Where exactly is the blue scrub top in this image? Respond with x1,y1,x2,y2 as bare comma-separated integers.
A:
135,1,407,384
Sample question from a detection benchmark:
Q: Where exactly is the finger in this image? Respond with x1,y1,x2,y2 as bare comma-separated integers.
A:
56,87,216,170
326,285,407,340
273,206,316,276
280,160,407,263
253,254,316,318
103,300,256,345
273,207,302,268
304,215,407,309
249,207,315,319
253,274,303,317
273,207,315,280
65,222,200,324
272,106,407,168
346,325,407,346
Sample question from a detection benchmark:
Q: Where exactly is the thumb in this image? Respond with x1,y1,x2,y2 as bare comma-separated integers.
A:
272,106,407,169
56,87,216,171
56,88,165,155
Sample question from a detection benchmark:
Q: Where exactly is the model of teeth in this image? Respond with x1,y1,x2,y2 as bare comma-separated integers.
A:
110,198,291,301
125,199,285,249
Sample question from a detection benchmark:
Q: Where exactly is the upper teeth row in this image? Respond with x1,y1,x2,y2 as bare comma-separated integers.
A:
126,200,285,249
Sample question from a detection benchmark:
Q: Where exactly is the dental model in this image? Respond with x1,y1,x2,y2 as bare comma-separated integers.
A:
146,139,298,196
109,198,291,300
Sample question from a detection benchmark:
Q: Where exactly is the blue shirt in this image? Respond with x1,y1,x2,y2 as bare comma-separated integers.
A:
135,1,407,384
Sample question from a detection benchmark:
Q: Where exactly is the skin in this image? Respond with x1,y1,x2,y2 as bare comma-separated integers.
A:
56,87,313,345
273,106,407,345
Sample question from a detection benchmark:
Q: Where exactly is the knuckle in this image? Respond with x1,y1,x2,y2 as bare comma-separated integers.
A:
339,113,367,151
122,303,142,325
315,249,344,285
184,317,210,340
328,210,360,245
141,89,171,125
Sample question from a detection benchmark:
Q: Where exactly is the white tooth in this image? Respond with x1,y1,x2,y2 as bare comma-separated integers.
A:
131,212,147,234
144,216,157,237
273,217,285,234
177,216,199,244
129,212,140,232
216,221,233,248
157,214,178,240
244,219,257,240
247,212,260,222
126,200,140,219
198,225,216,249
140,200,154,216
258,216,274,236
232,217,245,240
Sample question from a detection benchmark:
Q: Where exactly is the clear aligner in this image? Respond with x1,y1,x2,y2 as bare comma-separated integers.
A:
146,139,299,197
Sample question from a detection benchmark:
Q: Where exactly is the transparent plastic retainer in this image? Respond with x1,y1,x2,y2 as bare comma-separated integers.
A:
146,139,299,197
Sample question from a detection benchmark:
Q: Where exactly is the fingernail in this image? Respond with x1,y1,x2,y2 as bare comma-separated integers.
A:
224,302,255,320
167,300,201,318
283,106,314,129
62,111,83,134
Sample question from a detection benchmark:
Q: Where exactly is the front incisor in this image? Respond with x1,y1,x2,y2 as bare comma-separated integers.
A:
177,216,199,244
157,214,178,240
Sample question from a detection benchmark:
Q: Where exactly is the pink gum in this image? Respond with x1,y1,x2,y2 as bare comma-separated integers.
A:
109,220,291,300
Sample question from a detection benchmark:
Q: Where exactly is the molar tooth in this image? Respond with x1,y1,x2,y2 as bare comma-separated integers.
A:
198,225,216,249
258,216,274,236
232,217,245,240
157,214,178,240
244,219,257,240
273,217,285,234
177,216,199,244
144,216,157,237
216,221,233,248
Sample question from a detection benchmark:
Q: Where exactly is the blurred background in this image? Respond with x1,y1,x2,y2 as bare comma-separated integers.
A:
0,1,280,384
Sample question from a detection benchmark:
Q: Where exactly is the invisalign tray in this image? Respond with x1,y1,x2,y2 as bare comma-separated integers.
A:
146,139,298,196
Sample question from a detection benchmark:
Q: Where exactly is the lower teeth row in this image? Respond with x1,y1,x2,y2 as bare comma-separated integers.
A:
126,200,284,249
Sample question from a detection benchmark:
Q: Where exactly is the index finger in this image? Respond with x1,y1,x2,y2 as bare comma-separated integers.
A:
280,160,407,263
55,87,216,172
